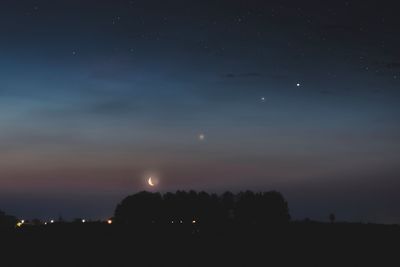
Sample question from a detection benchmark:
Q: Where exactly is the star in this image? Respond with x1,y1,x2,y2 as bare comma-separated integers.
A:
296,83,301,87
261,97,266,102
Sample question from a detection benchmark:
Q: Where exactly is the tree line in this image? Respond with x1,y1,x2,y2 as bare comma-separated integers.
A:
0,210,17,228
114,190,290,225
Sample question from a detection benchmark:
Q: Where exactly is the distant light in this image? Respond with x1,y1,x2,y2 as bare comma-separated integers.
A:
82,219,86,223
50,220,54,224
44,222,48,225
16,222,23,227
261,97,265,102
171,220,174,224
107,219,113,225
192,220,196,224
296,83,301,87
21,220,25,224
180,220,183,224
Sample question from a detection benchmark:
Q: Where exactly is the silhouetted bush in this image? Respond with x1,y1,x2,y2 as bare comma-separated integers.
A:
330,213,336,223
114,190,290,225
0,210,17,228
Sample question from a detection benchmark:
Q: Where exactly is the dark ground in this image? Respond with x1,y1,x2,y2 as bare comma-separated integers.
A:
1,222,399,267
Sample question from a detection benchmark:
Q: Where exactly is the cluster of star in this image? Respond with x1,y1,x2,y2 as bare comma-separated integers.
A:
261,83,301,102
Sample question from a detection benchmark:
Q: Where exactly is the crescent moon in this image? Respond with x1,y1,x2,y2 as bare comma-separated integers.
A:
148,177,155,187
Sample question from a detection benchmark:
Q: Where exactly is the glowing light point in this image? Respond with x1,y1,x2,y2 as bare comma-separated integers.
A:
50,220,54,224
82,219,86,223
107,219,113,225
199,134,205,141
296,83,301,87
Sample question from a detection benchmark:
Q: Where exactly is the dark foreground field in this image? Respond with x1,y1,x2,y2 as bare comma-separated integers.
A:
1,222,399,267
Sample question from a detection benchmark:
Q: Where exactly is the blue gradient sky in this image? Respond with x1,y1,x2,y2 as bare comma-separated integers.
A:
0,0,399,223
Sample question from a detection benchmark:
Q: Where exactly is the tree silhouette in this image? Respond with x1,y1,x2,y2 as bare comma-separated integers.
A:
114,190,290,226
0,210,17,228
329,213,336,224
221,191,235,221
114,191,163,225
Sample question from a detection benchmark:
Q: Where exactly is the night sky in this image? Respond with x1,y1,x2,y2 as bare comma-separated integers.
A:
1,0,399,223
